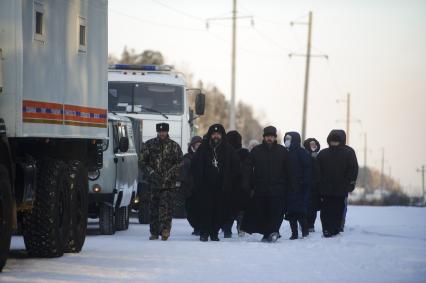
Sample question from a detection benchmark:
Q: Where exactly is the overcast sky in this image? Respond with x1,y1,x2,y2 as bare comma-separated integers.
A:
108,0,426,196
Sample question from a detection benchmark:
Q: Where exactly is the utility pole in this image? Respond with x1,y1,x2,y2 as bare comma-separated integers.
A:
336,93,359,146
346,93,351,144
380,148,385,198
417,165,425,205
289,11,327,142
363,133,368,191
363,133,367,169
230,0,237,130
206,1,253,130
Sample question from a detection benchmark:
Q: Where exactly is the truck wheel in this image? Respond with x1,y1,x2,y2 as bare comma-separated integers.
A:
138,201,150,224
0,165,13,272
64,161,88,253
22,159,70,257
115,206,129,231
99,204,115,235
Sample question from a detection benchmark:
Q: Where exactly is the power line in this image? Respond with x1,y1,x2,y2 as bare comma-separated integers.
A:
108,8,205,32
149,0,205,22
253,28,293,53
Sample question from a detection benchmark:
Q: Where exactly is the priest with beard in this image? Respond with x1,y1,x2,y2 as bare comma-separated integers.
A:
191,124,240,242
241,126,292,242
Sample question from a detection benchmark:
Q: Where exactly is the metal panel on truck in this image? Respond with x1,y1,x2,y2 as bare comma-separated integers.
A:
0,0,108,139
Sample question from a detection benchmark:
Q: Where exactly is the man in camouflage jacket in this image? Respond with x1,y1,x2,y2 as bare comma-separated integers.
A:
139,123,183,240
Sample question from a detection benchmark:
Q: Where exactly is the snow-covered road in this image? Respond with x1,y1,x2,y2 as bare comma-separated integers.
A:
1,206,426,283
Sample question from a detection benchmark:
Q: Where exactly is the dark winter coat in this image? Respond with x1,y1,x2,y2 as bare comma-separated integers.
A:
191,124,240,195
179,149,195,198
226,130,251,211
317,130,359,197
303,138,321,193
284,132,312,215
244,141,292,197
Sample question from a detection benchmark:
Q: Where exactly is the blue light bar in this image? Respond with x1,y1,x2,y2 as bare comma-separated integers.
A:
109,64,174,71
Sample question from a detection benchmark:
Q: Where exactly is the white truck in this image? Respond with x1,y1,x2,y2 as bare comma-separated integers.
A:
107,64,205,222
0,0,108,271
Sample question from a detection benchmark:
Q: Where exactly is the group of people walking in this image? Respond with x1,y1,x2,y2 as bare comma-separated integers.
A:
139,122,358,243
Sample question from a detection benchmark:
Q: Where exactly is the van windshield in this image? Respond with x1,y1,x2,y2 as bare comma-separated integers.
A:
108,82,184,115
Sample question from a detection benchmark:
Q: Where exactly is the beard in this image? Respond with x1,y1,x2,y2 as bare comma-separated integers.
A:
210,137,222,147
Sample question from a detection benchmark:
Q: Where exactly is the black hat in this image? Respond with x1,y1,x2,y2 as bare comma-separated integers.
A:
207,124,226,137
227,130,242,149
190,136,202,146
263,126,277,137
156,123,169,132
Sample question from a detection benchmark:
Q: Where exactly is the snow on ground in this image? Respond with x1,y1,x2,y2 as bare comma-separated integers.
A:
1,206,426,283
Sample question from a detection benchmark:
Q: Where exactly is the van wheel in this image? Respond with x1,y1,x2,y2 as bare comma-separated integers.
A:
22,159,70,257
115,206,129,231
0,165,13,272
64,161,88,253
99,204,115,235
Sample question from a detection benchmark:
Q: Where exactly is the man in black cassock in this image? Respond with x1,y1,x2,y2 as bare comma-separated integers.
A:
191,124,240,242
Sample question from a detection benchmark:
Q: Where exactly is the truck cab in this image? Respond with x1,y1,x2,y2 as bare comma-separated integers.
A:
88,113,138,235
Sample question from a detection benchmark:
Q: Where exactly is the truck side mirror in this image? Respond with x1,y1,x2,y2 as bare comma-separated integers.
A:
119,136,129,153
195,93,205,116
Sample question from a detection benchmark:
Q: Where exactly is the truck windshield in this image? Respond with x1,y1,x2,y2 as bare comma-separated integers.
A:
108,82,184,115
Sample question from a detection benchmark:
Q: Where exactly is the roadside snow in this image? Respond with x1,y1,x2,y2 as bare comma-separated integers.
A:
1,206,426,283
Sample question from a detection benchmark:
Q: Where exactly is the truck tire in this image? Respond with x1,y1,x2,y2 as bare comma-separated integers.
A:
115,206,129,231
22,159,70,257
99,204,115,235
0,165,13,272
138,201,150,224
64,161,88,253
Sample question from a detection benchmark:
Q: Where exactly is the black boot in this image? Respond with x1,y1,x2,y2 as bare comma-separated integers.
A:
289,220,298,240
210,234,220,241
200,235,209,242
301,217,309,238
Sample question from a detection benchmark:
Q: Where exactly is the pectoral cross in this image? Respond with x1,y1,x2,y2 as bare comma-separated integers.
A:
212,158,219,168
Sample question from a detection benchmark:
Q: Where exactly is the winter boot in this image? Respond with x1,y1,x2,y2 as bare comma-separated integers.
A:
210,234,220,241
149,234,159,240
261,235,269,242
224,232,232,238
200,235,209,242
323,230,332,238
161,230,170,241
309,227,315,233
268,232,280,243
289,220,298,240
192,229,200,236
301,218,309,238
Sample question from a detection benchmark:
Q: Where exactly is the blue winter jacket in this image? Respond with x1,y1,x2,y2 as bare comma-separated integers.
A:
284,132,312,215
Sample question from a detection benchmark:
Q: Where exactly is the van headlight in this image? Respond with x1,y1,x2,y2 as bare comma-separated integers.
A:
88,169,100,181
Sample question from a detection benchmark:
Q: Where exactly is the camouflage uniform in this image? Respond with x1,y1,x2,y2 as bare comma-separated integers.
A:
139,136,183,237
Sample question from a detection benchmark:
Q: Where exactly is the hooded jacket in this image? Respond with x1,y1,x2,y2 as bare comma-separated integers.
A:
284,132,312,214
303,138,321,191
317,130,359,197
191,124,240,194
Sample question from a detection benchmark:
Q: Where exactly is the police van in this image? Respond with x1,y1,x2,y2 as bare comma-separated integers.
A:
88,113,138,235
107,64,205,222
